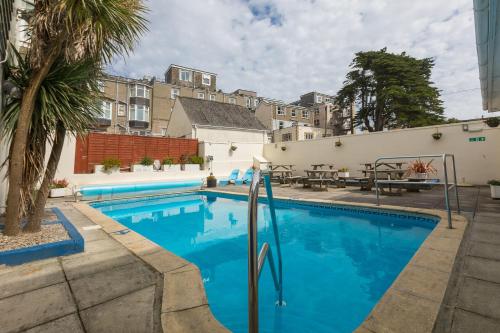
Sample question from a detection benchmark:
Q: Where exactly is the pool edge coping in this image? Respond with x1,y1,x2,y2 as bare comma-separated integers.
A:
75,190,467,333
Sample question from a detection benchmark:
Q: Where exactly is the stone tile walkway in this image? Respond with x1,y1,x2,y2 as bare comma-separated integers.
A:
0,204,162,333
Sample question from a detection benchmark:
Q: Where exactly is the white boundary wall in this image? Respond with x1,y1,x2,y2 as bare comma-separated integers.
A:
263,121,500,185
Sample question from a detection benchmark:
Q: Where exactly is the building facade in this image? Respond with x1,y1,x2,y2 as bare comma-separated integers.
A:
272,124,333,143
97,64,260,136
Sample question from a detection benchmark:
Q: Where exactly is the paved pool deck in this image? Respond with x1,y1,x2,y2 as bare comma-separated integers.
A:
0,184,498,332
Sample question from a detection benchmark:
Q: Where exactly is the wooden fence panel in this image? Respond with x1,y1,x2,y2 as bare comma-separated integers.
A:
74,133,198,173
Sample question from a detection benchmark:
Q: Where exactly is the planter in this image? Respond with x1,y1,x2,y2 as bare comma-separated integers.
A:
161,164,181,172
49,188,67,198
414,173,428,180
131,164,154,172
183,164,200,172
432,132,442,140
491,185,500,199
94,165,119,175
338,172,349,178
207,177,217,188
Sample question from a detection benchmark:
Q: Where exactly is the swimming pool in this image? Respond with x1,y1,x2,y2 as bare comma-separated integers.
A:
91,191,437,333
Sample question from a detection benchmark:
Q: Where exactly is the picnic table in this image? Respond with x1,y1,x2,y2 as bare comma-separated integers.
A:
268,164,295,183
310,163,335,170
359,162,407,195
303,169,338,191
360,161,406,171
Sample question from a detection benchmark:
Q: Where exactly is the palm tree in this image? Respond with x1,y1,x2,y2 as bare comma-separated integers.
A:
2,49,102,232
3,0,147,235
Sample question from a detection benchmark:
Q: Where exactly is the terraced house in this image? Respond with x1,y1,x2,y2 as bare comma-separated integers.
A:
97,64,260,136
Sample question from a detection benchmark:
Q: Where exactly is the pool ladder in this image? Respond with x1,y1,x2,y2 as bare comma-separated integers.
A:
247,168,285,333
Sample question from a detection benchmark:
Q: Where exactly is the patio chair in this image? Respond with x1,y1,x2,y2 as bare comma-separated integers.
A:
218,169,240,186
235,168,254,185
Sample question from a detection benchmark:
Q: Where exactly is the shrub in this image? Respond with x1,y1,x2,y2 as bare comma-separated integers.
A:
102,158,121,172
188,156,204,165
162,157,174,165
50,179,69,189
140,156,154,166
405,159,437,176
485,117,500,128
488,180,500,186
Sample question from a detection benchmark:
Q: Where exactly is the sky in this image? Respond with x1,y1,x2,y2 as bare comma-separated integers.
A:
109,0,496,120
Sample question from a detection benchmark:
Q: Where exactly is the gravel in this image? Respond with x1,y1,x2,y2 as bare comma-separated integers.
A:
0,223,70,252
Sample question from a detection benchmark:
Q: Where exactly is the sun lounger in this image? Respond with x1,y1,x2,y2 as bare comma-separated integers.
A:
219,169,240,186
235,168,254,185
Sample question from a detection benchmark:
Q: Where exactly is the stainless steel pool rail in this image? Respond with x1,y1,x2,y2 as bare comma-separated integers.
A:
248,169,284,333
374,154,460,228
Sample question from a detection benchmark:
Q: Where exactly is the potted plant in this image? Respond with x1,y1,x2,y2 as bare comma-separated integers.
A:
338,168,349,178
230,144,238,151
49,179,69,198
179,154,188,171
132,156,154,172
281,146,287,151
96,157,121,174
488,180,500,199
432,129,442,140
184,155,203,171
161,157,181,172
485,117,499,128
335,139,342,147
405,159,437,180
207,173,217,188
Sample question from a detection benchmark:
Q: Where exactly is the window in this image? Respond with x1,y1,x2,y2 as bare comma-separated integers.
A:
246,97,252,108
302,110,309,119
161,128,168,136
305,133,314,140
279,121,284,129
180,70,192,82
254,99,259,107
316,95,323,103
209,94,216,101
291,109,296,117
129,104,150,122
97,80,105,92
100,101,112,119
202,74,211,86
117,104,126,117
277,105,285,116
282,133,292,141
325,97,331,103
228,97,236,104
129,84,150,98
197,92,205,99
314,119,320,126
171,88,180,99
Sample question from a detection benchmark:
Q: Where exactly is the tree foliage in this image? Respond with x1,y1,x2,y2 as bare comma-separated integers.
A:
335,48,445,132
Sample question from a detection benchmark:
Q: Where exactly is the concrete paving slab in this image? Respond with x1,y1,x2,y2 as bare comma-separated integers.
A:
141,248,190,273
162,305,229,333
362,289,440,333
392,264,450,303
69,261,157,310
470,229,500,245
422,235,462,254
463,256,500,284
0,283,76,333
469,241,500,261
61,247,138,281
0,258,64,299
457,277,500,319
411,248,456,274
451,309,500,333
23,314,84,333
80,286,155,333
162,264,208,313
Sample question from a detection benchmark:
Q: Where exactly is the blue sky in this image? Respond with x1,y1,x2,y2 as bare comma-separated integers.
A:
109,0,494,120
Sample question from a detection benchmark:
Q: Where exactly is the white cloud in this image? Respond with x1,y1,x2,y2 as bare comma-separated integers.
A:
109,0,492,119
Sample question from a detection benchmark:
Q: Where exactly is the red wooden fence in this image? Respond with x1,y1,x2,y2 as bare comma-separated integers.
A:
74,133,199,174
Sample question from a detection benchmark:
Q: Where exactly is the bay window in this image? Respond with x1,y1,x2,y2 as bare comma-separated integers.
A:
100,101,112,119
129,104,150,122
129,84,150,98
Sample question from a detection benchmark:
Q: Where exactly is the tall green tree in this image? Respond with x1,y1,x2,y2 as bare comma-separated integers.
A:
3,0,147,235
335,48,444,132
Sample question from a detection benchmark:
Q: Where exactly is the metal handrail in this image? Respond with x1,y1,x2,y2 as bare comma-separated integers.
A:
374,154,460,229
247,168,284,333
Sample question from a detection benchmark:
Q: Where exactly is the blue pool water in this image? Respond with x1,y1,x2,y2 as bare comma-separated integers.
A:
92,192,437,333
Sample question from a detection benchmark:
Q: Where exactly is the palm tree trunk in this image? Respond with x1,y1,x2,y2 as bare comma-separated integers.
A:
3,44,61,236
25,122,66,233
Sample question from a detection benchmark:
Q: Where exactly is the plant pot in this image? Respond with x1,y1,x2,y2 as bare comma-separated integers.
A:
415,173,428,180
432,132,442,140
335,141,342,147
338,172,349,178
161,164,181,172
183,164,200,172
207,178,217,188
94,165,119,175
131,165,154,172
281,146,287,151
491,185,500,199
49,188,66,198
